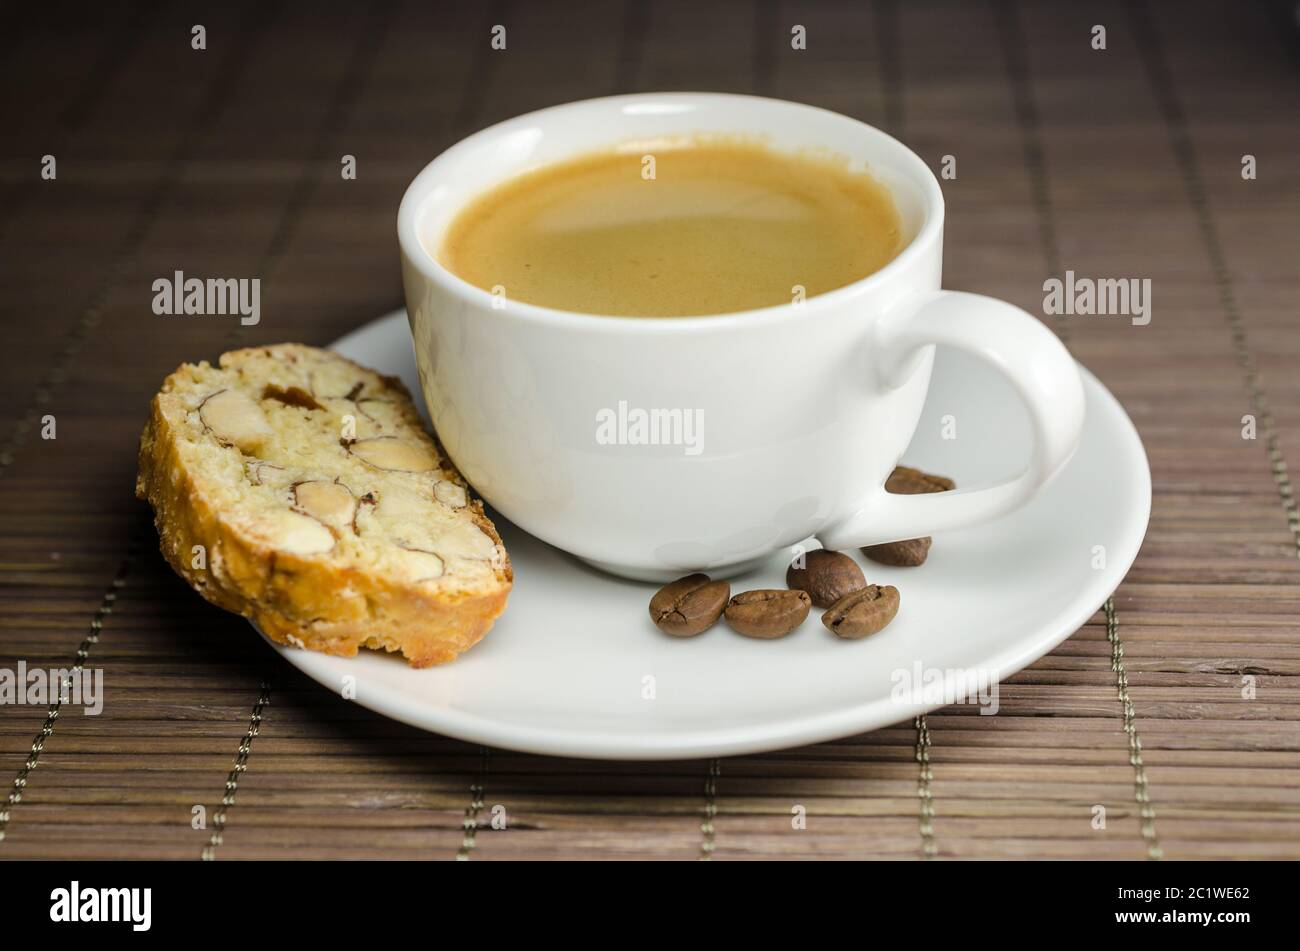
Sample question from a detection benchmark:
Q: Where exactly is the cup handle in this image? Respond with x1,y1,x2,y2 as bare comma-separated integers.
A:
817,290,1086,551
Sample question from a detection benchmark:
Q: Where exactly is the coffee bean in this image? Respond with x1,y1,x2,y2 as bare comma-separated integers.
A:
885,465,955,495
822,584,900,639
862,536,931,567
649,573,730,637
865,467,956,567
724,589,811,639
785,549,866,608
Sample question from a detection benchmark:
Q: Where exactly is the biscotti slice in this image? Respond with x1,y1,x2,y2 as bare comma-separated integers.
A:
136,343,512,667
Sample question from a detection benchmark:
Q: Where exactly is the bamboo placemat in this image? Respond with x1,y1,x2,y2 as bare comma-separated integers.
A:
1,0,1297,860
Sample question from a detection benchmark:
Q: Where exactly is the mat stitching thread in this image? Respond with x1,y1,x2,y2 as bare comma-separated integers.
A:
0,533,140,844
456,746,491,860
699,758,721,860
1131,0,1299,560
995,0,1067,344
915,716,937,858
996,0,1160,858
1105,599,1162,858
200,682,270,861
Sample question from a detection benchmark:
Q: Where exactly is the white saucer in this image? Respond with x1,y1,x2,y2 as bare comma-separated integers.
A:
263,310,1150,760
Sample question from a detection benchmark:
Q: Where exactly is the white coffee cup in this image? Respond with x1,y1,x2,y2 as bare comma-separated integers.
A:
399,93,1084,581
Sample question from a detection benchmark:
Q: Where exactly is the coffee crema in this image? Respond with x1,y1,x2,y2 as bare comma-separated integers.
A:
435,141,904,317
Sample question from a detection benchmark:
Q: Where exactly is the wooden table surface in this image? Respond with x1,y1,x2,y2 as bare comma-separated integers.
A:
1,0,1298,860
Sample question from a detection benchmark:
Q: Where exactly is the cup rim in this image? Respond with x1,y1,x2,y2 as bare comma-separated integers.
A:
397,91,945,332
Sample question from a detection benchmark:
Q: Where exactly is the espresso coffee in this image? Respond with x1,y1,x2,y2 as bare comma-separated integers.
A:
436,141,903,317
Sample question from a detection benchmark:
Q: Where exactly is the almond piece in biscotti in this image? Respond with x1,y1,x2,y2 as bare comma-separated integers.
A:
292,480,356,527
348,436,437,472
356,398,403,432
434,521,500,562
433,480,468,508
254,509,335,554
246,460,287,486
199,389,272,451
392,547,446,583
136,343,512,668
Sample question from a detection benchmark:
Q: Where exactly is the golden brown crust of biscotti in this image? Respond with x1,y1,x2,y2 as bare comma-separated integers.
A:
135,344,512,668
